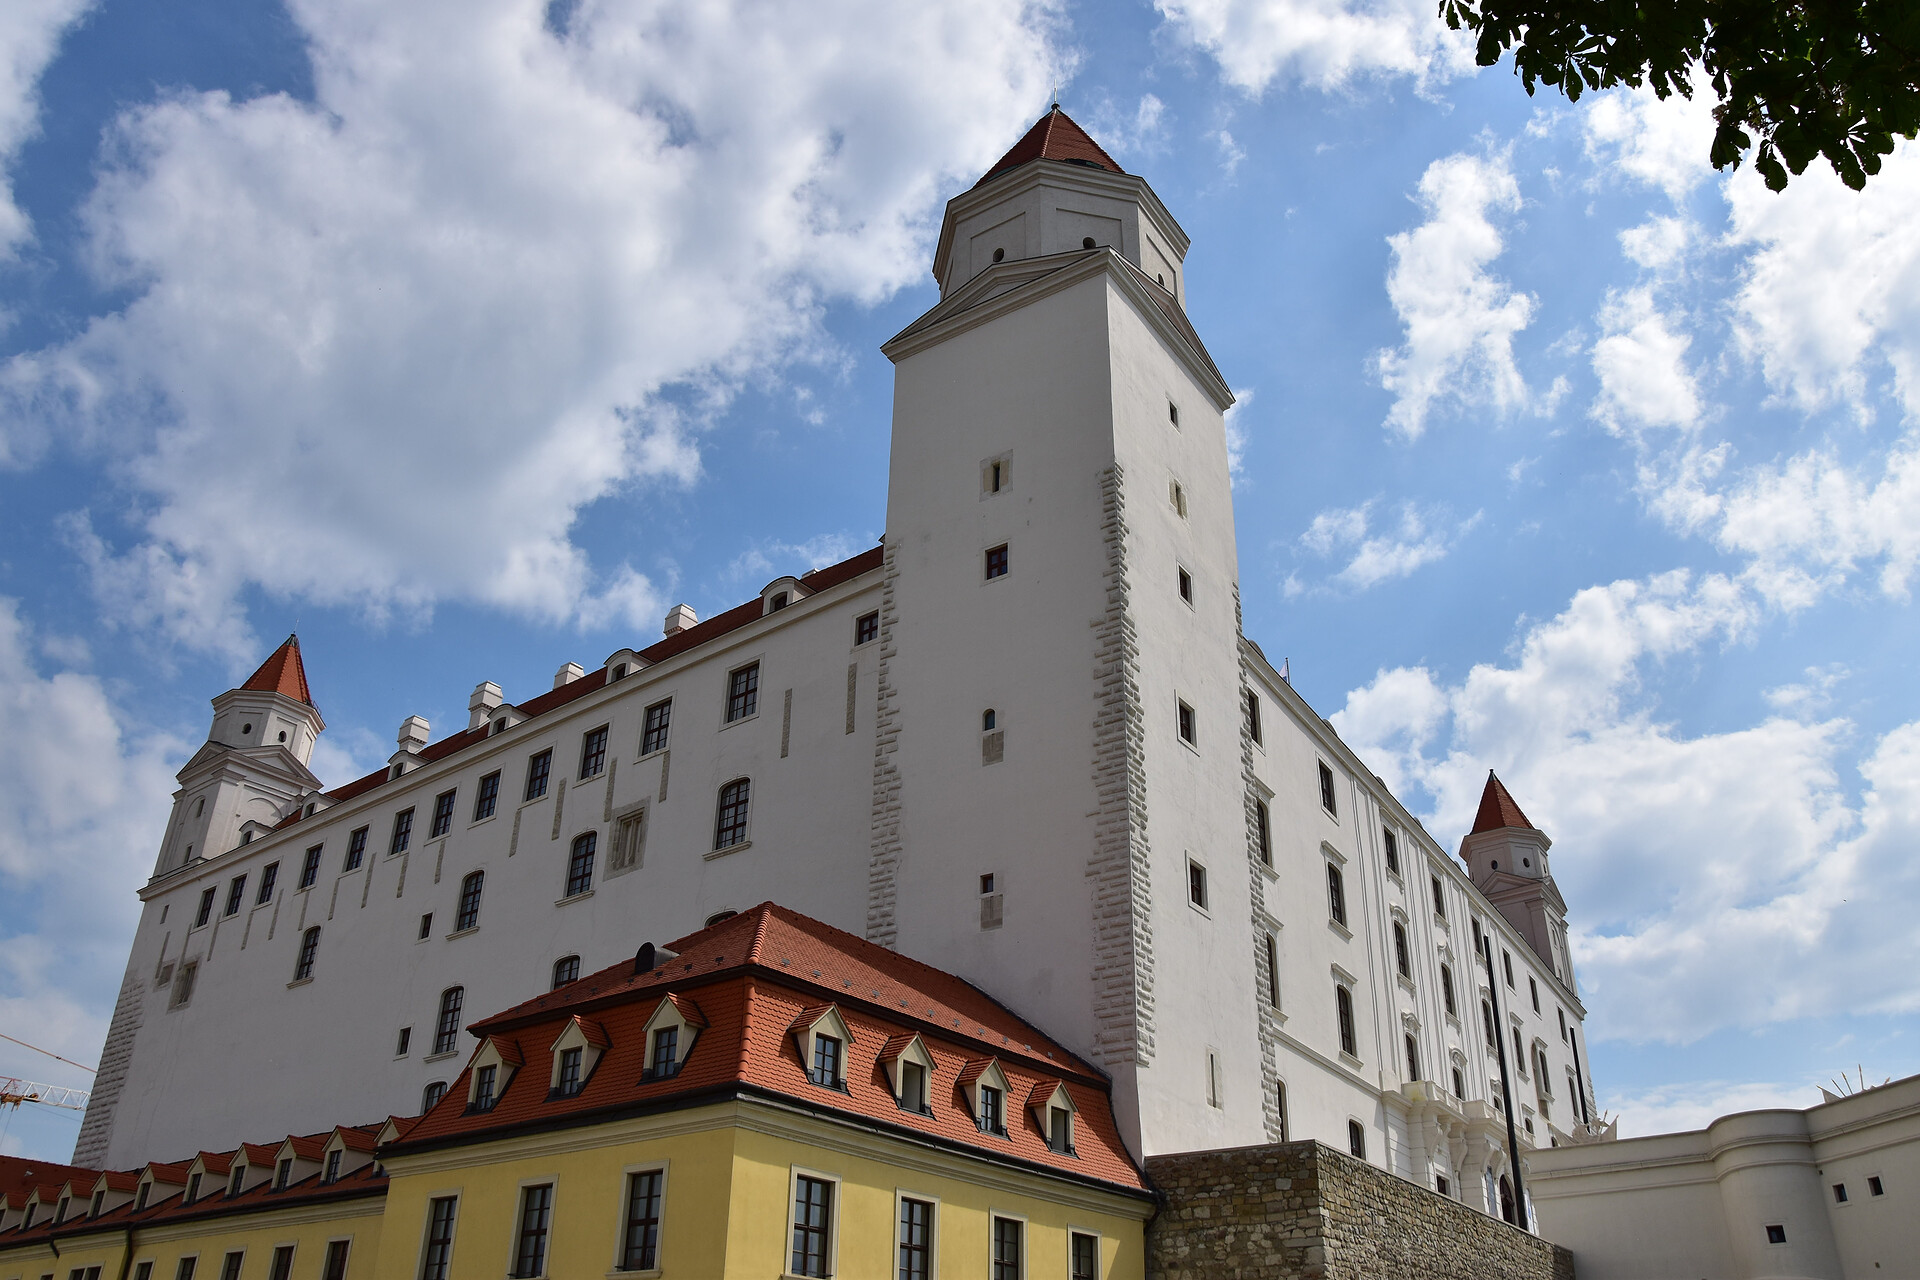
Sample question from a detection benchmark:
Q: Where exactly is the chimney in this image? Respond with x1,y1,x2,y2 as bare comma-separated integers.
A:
396,716,430,754
553,662,585,689
663,604,698,637
467,681,503,731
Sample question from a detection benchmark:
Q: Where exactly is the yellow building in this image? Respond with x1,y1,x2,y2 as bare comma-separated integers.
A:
4,905,1151,1280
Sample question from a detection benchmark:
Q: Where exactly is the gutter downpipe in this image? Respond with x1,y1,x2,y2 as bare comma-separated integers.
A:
1482,935,1528,1231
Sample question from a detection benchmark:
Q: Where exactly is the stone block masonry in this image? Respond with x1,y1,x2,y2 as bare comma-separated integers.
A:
1145,1140,1574,1280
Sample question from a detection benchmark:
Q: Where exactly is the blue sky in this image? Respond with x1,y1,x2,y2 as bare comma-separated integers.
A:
3,0,1918,1162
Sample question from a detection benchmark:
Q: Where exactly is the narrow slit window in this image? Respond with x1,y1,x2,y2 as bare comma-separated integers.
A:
1336,984,1357,1057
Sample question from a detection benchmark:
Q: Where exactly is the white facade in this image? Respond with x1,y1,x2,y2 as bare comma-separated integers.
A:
1530,1074,1920,1278
76,113,1595,1215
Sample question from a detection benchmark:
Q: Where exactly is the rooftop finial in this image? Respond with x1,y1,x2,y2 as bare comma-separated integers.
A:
1050,79,1059,111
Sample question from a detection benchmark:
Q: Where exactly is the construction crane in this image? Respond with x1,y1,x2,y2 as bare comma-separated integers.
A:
0,1077,91,1112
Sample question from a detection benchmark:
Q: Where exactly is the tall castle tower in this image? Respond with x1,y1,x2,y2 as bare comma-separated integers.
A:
1460,772,1574,986
154,636,326,877
871,108,1252,1149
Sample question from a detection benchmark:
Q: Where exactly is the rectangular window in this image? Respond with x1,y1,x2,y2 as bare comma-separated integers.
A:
175,1261,196,1280
473,1065,498,1112
256,862,278,904
898,1197,933,1280
565,832,596,897
1206,1049,1221,1107
511,1184,552,1279
420,1195,457,1280
458,870,486,929
1178,566,1193,603
1383,828,1400,875
1503,949,1515,988
194,888,216,927
1766,1225,1786,1245
649,1025,679,1079
473,771,500,821
855,611,879,645
1530,976,1541,1012
726,664,760,722
1405,1032,1421,1082
1393,921,1411,978
579,725,608,779
267,1247,293,1280
1247,690,1262,743
1318,761,1337,815
979,1084,1005,1135
1177,700,1197,746
556,1046,583,1096
389,807,414,856
1431,874,1446,918
1264,932,1280,1007
1255,800,1272,865
428,790,456,838
135,1264,153,1280
790,1176,833,1278
901,1060,928,1113
1187,859,1208,910
991,1217,1022,1280
984,544,1009,579
622,1170,663,1271
229,1165,245,1197
324,1150,341,1183
188,1173,202,1203
1068,1231,1097,1280
1442,965,1458,1016
524,749,552,801
396,1026,412,1056
1558,1006,1568,1040
321,1242,349,1280
274,1158,292,1190
299,845,323,889
1513,1025,1526,1071
1327,865,1347,926
225,875,247,916
641,699,672,754
714,778,751,849
219,1254,241,1280
810,1035,842,1088
1276,1080,1289,1142
344,826,369,870
1336,985,1357,1057
434,987,464,1055
1869,1175,1885,1196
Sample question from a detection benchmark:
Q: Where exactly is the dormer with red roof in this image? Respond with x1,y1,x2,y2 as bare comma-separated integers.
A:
151,634,328,876
929,104,1191,305
1459,772,1574,984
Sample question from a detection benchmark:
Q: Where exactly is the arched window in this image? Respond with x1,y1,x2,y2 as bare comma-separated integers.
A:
1335,985,1357,1057
455,870,484,931
421,1081,447,1113
566,832,596,897
293,927,320,981
705,910,737,927
433,986,464,1055
714,779,751,850
1392,920,1411,979
1498,1175,1517,1225
551,955,580,989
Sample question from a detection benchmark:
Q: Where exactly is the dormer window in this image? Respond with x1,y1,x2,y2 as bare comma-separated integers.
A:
548,1015,608,1095
275,1159,291,1190
1050,1107,1073,1152
640,993,706,1080
770,591,789,611
556,1047,583,1096
979,1084,1005,1135
323,1150,341,1184
1030,1081,1078,1154
229,1165,245,1197
649,1026,679,1078
961,1058,1012,1136
880,1034,937,1115
473,1064,498,1112
902,1061,928,1112
810,1035,843,1088
187,1172,203,1202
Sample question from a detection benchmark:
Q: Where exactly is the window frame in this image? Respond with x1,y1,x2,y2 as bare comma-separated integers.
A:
1254,799,1272,866
787,1168,839,1280
319,1241,350,1280
224,874,247,916
473,771,500,822
565,831,597,898
417,1195,459,1280
724,662,761,724
1176,699,1198,748
1335,982,1358,1059
1383,827,1401,877
524,749,553,802
895,1191,938,1280
299,845,323,890
432,986,464,1056
579,724,609,780
1317,761,1338,816
989,1212,1026,1280
616,1163,668,1274
640,699,672,756
1392,919,1412,980
292,927,320,983
712,778,752,851
455,870,485,931
195,886,216,928
854,611,879,646
1347,1119,1367,1161
551,955,580,989
1186,856,1209,913
266,1246,294,1280
429,789,457,839
256,862,279,905
345,826,369,871
510,1181,555,1280
984,543,1010,580
388,807,414,857
1327,863,1348,928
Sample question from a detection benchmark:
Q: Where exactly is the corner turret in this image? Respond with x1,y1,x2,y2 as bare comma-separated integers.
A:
153,636,326,877
1459,772,1575,986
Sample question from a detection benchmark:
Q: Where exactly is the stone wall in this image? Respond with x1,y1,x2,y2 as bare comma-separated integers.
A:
1145,1139,1575,1280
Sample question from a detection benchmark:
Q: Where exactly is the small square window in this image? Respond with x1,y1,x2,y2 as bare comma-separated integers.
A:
855,612,879,645
1869,1175,1885,1196
1177,700,1197,747
1187,859,1208,910
1765,1225,1786,1245
1168,400,1180,428
1178,566,1193,603
985,544,1009,580
1833,1183,1848,1203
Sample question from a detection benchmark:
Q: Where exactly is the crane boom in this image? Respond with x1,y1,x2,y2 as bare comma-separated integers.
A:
0,1077,91,1111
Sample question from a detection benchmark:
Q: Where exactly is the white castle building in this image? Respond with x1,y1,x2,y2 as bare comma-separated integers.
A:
76,109,1597,1220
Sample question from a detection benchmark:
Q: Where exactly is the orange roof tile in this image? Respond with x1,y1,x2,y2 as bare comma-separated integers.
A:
1471,771,1536,834
0,1156,97,1206
241,634,314,706
975,107,1124,189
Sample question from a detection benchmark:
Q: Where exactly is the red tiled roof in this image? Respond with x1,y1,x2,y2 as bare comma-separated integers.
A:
0,1156,96,1207
281,546,884,819
94,1170,139,1193
876,1033,918,1064
975,107,1124,189
241,634,313,706
281,1133,328,1161
145,1160,190,1184
193,1150,235,1176
332,1128,379,1153
403,903,1143,1192
1471,771,1536,834
1,1161,386,1247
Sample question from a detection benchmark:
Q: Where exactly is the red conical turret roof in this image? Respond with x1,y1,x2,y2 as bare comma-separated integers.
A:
1471,771,1534,834
974,106,1124,189
241,634,313,706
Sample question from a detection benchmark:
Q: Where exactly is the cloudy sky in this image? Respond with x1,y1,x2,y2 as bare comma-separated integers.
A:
2,0,1916,1161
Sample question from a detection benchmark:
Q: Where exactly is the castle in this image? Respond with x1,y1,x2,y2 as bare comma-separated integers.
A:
75,108,1594,1225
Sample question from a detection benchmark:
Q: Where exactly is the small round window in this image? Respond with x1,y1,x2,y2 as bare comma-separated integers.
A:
278,730,288,743
1082,236,1095,249
992,247,1005,262
241,723,253,735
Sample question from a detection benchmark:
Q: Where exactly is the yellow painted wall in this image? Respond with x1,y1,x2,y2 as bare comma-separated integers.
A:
0,1198,384,1280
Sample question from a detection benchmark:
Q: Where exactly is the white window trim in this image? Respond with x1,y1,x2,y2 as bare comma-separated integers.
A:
609,1159,670,1278
987,1208,1029,1280
548,1018,608,1094
1185,854,1210,916
786,1164,842,1280
510,1175,560,1280
637,693,676,761
414,1192,461,1280
719,655,766,730
1175,697,1199,753
1067,1226,1104,1280
892,1188,941,1280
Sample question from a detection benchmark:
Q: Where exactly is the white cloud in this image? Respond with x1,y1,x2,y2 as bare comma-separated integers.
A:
1213,129,1245,178
1223,387,1253,477
1582,85,1717,204
0,597,180,1157
1154,0,1472,93
0,0,93,260
1603,1079,1823,1139
0,0,1061,653
1617,215,1690,271
1297,496,1476,589
723,533,862,589
1329,569,1920,1046
1590,286,1703,441
1374,152,1535,438
1726,139,1920,419
1085,94,1168,161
